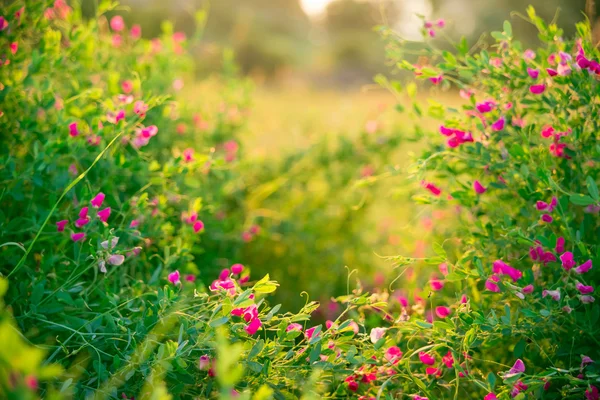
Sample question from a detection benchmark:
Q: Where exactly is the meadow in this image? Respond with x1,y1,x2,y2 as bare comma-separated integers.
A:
1,1,599,399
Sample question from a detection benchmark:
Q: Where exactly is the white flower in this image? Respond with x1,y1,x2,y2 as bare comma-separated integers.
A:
101,236,119,250
370,327,386,343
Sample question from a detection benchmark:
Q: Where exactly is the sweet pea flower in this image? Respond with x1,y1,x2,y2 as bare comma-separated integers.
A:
168,270,181,285
231,263,243,274
91,192,105,208
491,117,505,131
182,148,194,163
529,84,546,94
129,219,140,228
112,34,122,47
345,377,358,392
435,306,451,318
130,24,142,40
523,49,535,60
555,237,565,253
69,122,79,137
476,100,495,113
429,75,443,85
576,282,594,294
286,323,303,332
492,260,522,282
436,18,445,28
585,385,599,400
305,326,321,339
485,275,501,292
110,15,124,32
581,295,595,304
133,101,148,117
506,359,525,376
575,260,593,274
121,80,133,93
101,237,119,250
442,350,454,368
0,16,7,31
193,220,204,233
10,42,18,55
75,217,90,228
219,269,230,280
421,181,441,196
460,294,468,303
419,352,436,365
430,279,444,291
107,254,125,266
484,394,498,400
98,207,111,223
560,252,576,271
581,355,595,369
71,232,85,242
370,327,386,343
198,355,211,371
542,288,561,301
425,367,442,377
56,220,68,232
527,67,539,78
473,180,486,194
522,284,534,294
384,346,402,364
245,318,262,335
541,214,553,223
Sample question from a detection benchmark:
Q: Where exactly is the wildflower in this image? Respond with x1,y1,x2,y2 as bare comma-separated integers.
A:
506,359,525,376
69,122,79,137
71,232,85,242
430,279,444,291
419,352,436,365
581,295,595,304
427,29,435,38
547,68,558,76
101,237,119,249
575,260,593,274
542,288,561,301
345,376,358,392
460,294,468,303
121,80,133,93
182,148,195,163
91,193,105,208
198,355,211,371
68,164,78,176
442,350,454,368
492,260,522,282
56,220,68,232
245,318,262,335
98,207,111,223
491,117,505,131
485,275,501,292
576,282,594,294
384,346,403,364
112,34,122,47
370,327,386,343
585,386,599,400
436,19,445,28
185,274,195,282
130,24,141,39
133,101,148,117
168,270,181,285
581,355,595,369
541,214,553,223
523,49,535,60
460,88,475,99
193,220,204,233
75,217,90,228
529,84,546,94
473,180,486,194
435,306,451,318
527,67,539,78
484,394,498,400
24,375,38,391
231,263,243,274
110,15,124,32
129,219,140,228
555,237,565,253
286,323,303,332
560,252,576,271
107,254,125,266
219,269,230,280
10,42,18,55
429,75,443,85
421,181,442,196
563,305,573,313
476,101,495,113
426,367,442,376
522,284,534,294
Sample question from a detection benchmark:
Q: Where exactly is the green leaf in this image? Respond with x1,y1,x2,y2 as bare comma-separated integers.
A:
503,20,513,37
586,176,599,201
570,194,596,206
209,316,229,328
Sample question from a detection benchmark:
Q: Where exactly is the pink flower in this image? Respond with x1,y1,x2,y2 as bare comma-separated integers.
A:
130,24,142,40
107,254,125,266
121,80,133,94
585,385,599,400
476,101,495,113
439,263,449,276
555,237,565,253
182,148,195,163
522,284,534,294
426,367,442,377
542,288,561,301
24,375,38,391
231,263,243,274
384,346,403,364
435,306,451,318
547,68,558,76
79,207,89,219
245,318,262,335
98,207,111,223
429,75,443,85
219,269,230,280
427,29,436,38
491,117,505,131
473,180,486,194
286,323,303,332
581,355,595,368
185,274,196,282
346,377,358,392
436,19,445,28
541,214,553,223
56,220,68,232
581,295,595,304
523,49,535,60
10,41,18,55
430,279,444,291
71,232,85,242
110,15,124,32
168,270,181,285
484,394,498,400
460,294,468,303
370,327,386,343
507,359,525,376
69,122,79,137
492,260,522,282
305,325,321,339
198,355,211,371
421,181,442,196
129,219,140,228
112,33,122,47
133,101,148,117
68,163,78,176
91,193,105,208
575,260,593,274
541,125,555,138
442,350,454,368
576,282,594,294
193,220,204,233
419,352,436,365
75,217,90,228
485,275,501,292
527,67,539,78
560,252,576,271
529,84,546,94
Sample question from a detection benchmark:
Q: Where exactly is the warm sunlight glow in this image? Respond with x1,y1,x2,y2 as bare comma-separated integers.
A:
395,0,433,41
300,0,333,16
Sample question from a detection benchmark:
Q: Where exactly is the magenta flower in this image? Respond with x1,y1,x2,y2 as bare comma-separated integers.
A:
436,18,445,28
129,219,140,228
198,355,211,371
384,346,403,364
476,101,495,113
541,214,553,223
130,24,142,40
305,325,321,339
168,270,181,285
575,260,592,274
245,318,262,335
555,237,565,253
576,282,594,294
0,16,8,31
68,163,78,176
193,220,204,233
485,275,501,292
522,284,534,294
527,67,539,78
69,122,79,137
473,180,486,194
491,117,505,131
419,352,436,365
585,386,599,400
529,84,546,94
460,294,468,303
71,232,85,242
430,279,444,291
185,274,196,282
484,394,498,400
560,252,576,271
542,288,561,301
10,41,18,55
231,263,243,274
98,207,111,223
541,125,555,138
219,269,230,280
429,75,443,85
79,207,89,219
581,355,595,368
182,148,195,163
492,260,522,282
421,181,442,196
133,101,148,117
75,217,90,228
506,359,525,376
91,192,105,208
435,306,451,318
56,220,68,232
286,323,303,332
110,15,125,31
547,68,558,76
